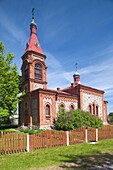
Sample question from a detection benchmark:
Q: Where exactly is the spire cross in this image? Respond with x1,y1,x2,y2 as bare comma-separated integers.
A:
32,8,35,19
75,63,78,72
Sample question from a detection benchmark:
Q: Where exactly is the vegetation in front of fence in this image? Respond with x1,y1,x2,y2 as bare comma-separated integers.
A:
0,128,21,133
0,124,18,130
1,138,113,170
0,126,44,134
19,128,44,134
55,109,103,131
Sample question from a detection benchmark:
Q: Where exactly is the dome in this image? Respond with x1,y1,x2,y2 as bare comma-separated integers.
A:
75,71,80,76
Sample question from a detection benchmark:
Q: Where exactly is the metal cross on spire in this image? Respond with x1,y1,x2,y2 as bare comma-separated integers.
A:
32,8,35,19
75,63,78,72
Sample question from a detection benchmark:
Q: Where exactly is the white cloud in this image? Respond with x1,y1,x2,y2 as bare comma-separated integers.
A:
45,45,113,112
45,51,62,69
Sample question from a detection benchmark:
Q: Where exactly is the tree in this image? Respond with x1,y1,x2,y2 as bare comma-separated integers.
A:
18,75,22,93
0,41,20,122
108,112,113,123
0,108,9,125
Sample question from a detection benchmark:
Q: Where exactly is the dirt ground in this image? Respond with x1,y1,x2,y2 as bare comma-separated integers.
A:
29,153,113,170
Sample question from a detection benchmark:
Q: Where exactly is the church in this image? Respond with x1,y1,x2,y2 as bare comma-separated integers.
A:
19,12,108,129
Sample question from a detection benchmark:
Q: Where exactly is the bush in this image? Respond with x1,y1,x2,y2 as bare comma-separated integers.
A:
0,124,18,130
54,108,74,131
90,115,103,128
83,112,92,128
55,109,103,131
72,109,84,128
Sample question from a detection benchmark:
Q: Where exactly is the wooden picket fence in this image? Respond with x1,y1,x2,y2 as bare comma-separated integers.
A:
0,132,26,154
69,126,86,144
1,125,113,155
29,130,67,151
98,125,113,140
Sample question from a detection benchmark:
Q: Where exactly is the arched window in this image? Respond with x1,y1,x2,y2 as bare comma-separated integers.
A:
70,105,74,111
89,105,92,114
34,63,42,80
93,104,95,115
96,106,98,116
59,104,65,112
46,105,50,117
60,104,64,108
59,104,64,110
24,63,28,80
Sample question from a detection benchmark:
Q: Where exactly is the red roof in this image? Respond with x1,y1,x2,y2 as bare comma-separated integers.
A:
25,20,43,55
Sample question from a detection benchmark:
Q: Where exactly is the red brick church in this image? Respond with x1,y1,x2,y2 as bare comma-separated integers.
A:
19,12,108,129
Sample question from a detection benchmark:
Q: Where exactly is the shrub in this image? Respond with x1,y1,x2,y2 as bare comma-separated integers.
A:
72,109,84,128
55,108,74,131
55,109,103,130
90,115,103,128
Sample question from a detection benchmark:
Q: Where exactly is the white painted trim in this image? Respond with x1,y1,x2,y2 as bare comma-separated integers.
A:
85,128,88,143
26,134,30,152
96,128,98,142
66,131,69,146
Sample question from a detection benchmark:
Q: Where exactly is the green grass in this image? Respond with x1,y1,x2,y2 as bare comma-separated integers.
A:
0,128,20,133
0,128,44,134
1,139,113,170
19,128,44,134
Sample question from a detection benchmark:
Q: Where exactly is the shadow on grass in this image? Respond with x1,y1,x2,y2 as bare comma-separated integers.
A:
59,153,113,170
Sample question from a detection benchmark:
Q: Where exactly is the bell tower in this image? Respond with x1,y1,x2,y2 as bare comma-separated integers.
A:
21,9,47,92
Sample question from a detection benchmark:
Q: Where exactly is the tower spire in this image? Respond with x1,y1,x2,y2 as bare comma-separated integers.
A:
25,8,43,54
73,63,80,84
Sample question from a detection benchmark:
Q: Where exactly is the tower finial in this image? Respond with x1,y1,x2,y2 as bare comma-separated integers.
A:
32,8,34,19
75,63,78,72
30,8,37,29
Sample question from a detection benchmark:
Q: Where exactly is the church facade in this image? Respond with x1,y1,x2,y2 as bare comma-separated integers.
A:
19,13,108,129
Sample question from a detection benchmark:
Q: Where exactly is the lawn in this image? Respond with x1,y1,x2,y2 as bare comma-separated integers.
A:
1,139,113,170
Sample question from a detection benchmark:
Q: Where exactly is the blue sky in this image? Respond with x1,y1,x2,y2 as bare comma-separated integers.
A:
0,0,113,113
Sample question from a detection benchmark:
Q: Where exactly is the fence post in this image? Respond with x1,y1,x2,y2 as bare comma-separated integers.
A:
26,134,30,152
1,131,3,137
85,128,88,143
96,128,98,142
66,131,69,146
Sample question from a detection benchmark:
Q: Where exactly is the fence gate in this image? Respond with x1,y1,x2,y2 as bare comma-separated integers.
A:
87,128,96,142
69,127,86,145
